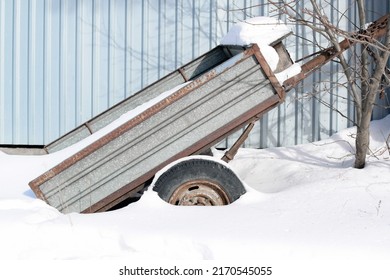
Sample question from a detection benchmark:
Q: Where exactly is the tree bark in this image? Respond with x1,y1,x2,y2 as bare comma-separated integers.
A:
354,108,372,169
354,11,390,168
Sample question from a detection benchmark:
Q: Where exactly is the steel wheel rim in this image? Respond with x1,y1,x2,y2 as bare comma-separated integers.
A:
168,180,231,206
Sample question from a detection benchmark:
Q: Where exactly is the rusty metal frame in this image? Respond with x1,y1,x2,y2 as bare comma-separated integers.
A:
29,43,286,213
221,120,257,163
88,46,285,212
283,13,390,91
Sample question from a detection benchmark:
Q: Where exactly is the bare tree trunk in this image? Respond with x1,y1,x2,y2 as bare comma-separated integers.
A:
354,56,390,167
354,108,372,168
354,7,390,168
354,0,369,169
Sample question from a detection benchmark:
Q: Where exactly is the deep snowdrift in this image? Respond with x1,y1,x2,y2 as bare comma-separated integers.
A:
0,115,389,260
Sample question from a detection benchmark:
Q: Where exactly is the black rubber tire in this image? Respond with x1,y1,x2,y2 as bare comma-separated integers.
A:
153,158,246,205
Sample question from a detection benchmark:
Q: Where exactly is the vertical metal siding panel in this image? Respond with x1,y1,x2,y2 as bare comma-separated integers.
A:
215,0,227,49
92,0,110,116
107,0,111,106
0,0,6,143
162,0,172,78
77,0,94,124
296,0,308,146
179,0,193,66
165,0,174,74
44,0,61,143
140,1,145,88
109,0,126,105
128,1,142,95
209,0,213,49
141,1,151,87
123,0,128,98
329,2,336,137
191,0,196,59
196,0,212,55
144,1,159,87
318,2,332,139
2,0,14,143
171,0,179,68
157,0,162,78
28,0,45,144
60,0,77,135
311,14,319,142
174,0,179,68
158,0,163,76
14,0,30,143
214,0,222,47
125,0,132,97
334,0,349,132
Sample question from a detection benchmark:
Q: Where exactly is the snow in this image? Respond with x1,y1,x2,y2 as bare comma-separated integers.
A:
220,16,302,84
220,16,292,72
220,17,292,48
274,62,302,83
1,16,389,275
1,115,390,260
1,12,389,259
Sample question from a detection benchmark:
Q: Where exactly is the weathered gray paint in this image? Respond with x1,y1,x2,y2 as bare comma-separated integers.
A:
31,45,284,213
0,0,389,147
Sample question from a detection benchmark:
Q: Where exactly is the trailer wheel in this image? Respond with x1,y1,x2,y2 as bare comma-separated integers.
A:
153,158,246,206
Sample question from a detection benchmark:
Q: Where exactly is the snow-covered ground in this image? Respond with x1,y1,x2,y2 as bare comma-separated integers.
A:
1,115,389,260
1,17,389,280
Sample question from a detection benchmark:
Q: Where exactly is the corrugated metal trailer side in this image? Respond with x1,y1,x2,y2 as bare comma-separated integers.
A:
29,44,286,213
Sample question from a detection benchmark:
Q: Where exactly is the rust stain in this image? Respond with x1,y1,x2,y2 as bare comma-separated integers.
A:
251,44,286,100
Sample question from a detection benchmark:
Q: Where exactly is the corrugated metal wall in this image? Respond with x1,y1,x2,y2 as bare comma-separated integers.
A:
0,0,389,147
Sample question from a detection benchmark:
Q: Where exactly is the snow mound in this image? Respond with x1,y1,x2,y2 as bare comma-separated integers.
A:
220,16,292,46
1,116,390,260
220,16,292,71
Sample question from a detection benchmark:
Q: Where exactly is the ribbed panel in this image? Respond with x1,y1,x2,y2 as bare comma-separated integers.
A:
0,0,389,147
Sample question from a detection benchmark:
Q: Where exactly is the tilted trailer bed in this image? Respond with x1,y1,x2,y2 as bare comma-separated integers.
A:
25,15,389,213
